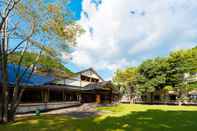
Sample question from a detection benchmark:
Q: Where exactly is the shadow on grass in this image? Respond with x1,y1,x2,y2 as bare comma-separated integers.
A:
1,110,197,131
88,110,197,131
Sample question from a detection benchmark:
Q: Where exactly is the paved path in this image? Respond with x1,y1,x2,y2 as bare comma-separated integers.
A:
44,103,101,118
16,103,102,118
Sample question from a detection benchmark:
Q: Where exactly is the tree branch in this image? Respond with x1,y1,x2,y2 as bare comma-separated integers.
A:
11,50,42,111
28,38,56,57
8,19,35,55
15,88,24,108
0,0,20,31
0,12,3,19
12,41,29,83
7,22,19,34
18,50,42,84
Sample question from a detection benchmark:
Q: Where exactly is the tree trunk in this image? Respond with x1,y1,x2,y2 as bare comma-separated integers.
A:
150,92,153,104
2,63,8,123
1,17,8,123
0,36,2,123
7,49,40,122
10,83,20,121
130,95,134,104
8,88,24,122
9,91,18,121
144,91,148,103
0,87,2,123
128,86,134,104
8,107,16,122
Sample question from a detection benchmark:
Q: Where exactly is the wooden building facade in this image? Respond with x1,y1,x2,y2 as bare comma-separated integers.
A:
0,65,119,113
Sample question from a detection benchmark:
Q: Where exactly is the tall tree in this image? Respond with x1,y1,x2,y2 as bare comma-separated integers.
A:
166,47,197,98
136,57,169,102
0,0,83,122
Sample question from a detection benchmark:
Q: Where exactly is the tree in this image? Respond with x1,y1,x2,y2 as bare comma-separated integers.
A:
166,47,197,98
8,51,75,77
114,46,197,104
0,0,83,122
163,85,173,102
113,67,138,103
136,57,169,102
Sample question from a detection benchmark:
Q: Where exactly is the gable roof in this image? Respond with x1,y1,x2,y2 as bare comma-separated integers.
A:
82,81,119,94
82,81,112,91
0,64,55,86
77,68,104,81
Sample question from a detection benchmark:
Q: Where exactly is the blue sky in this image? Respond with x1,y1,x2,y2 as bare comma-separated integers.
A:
66,0,197,80
68,0,83,20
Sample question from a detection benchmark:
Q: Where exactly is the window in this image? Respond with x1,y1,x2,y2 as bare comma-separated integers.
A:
81,75,86,81
81,75,91,82
91,78,99,83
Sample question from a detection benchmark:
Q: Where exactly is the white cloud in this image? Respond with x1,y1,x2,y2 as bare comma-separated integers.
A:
173,42,197,51
70,0,197,79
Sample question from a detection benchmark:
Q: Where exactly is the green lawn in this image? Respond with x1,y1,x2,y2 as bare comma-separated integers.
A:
1,104,197,131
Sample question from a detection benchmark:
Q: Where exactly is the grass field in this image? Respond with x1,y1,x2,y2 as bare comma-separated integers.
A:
1,104,197,131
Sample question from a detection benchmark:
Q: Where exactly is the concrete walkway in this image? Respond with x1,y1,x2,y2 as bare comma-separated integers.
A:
44,103,101,118
16,103,102,118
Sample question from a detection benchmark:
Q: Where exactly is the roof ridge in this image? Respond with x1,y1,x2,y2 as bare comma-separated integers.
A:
77,68,104,81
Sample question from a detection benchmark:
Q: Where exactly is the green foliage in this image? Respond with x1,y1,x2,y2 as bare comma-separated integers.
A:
137,57,169,93
189,82,197,89
113,67,137,85
8,51,75,77
7,0,84,77
113,67,138,97
163,85,173,92
113,46,197,100
14,0,84,56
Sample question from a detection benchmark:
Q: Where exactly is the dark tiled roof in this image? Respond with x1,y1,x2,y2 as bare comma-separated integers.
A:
82,81,112,91
81,81,119,94
44,84,82,91
0,64,55,86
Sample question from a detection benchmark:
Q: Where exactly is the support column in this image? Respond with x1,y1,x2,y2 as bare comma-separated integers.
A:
111,94,113,104
41,89,48,103
70,95,72,101
44,89,49,103
78,94,82,102
62,89,65,101
41,89,44,103
48,88,50,103
96,94,101,104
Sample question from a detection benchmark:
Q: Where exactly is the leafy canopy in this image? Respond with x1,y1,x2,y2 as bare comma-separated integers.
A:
8,51,75,77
